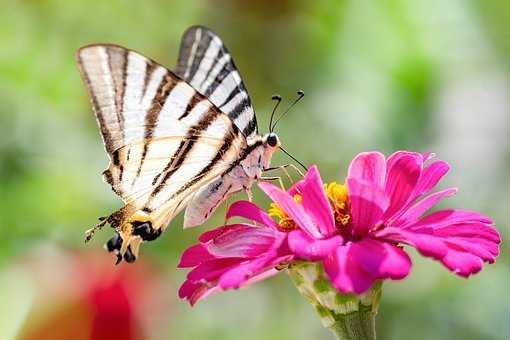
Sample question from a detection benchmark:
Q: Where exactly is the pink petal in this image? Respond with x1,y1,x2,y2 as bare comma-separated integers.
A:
347,151,387,188
287,177,304,196
413,160,450,197
443,238,496,263
350,239,412,280
375,227,448,259
422,152,435,161
324,244,377,294
206,224,278,258
294,165,336,236
178,244,216,268
432,223,501,243
347,178,389,237
179,260,287,305
178,279,202,300
218,254,293,289
178,280,220,306
199,227,228,243
184,266,282,306
243,268,281,285
288,230,343,261
259,182,323,238
458,237,500,256
383,151,423,220
391,188,458,227
226,200,279,230
441,249,483,277
324,239,412,295
375,220,500,276
409,209,493,230
187,258,245,282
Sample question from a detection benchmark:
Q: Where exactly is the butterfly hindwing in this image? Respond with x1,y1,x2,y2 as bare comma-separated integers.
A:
175,25,258,139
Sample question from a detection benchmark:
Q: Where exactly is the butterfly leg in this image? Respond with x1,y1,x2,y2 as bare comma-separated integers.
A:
260,176,286,190
245,186,253,202
223,194,233,226
290,163,305,177
263,163,304,186
84,218,108,243
274,163,304,179
279,165,295,184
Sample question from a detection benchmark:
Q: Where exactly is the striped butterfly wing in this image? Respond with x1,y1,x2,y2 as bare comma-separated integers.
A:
175,26,258,139
76,45,247,221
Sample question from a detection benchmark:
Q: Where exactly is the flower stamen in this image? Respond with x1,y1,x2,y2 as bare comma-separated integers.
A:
268,194,301,231
324,182,351,228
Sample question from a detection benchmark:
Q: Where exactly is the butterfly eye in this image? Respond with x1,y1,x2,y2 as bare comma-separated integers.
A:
267,133,279,147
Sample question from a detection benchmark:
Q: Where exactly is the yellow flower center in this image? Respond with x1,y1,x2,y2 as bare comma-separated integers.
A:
268,182,351,231
268,194,302,231
324,182,351,227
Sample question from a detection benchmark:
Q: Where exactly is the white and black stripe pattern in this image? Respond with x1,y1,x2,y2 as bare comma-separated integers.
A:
175,26,259,139
76,30,284,262
77,44,166,156
77,45,248,209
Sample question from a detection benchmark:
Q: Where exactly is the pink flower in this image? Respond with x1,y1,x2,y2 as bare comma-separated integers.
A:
178,151,501,303
178,202,293,305
263,151,500,294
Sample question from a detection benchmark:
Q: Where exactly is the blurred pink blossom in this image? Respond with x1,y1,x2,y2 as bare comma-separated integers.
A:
15,249,170,340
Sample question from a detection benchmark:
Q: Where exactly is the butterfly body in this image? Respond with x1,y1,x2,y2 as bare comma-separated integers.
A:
77,27,281,263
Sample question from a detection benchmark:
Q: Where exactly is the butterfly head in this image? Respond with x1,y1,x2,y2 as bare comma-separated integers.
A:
264,132,280,149
258,91,308,172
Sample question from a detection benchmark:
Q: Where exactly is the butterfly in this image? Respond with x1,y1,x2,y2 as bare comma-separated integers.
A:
76,26,296,264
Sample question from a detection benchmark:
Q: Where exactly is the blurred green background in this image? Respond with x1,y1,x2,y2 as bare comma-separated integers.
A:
0,1,509,339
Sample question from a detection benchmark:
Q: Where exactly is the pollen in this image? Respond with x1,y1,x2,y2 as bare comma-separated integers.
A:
268,194,301,231
267,183,351,232
324,182,351,227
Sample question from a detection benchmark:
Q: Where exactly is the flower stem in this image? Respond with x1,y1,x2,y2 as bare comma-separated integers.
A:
326,304,376,340
287,262,380,340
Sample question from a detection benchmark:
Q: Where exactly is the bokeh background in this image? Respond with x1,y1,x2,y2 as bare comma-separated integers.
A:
1,1,509,339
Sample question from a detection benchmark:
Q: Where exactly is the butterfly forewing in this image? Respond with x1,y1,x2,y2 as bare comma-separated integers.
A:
77,44,247,215
176,26,258,139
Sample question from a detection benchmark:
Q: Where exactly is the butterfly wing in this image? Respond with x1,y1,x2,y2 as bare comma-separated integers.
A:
77,44,247,227
175,26,271,228
175,25,259,139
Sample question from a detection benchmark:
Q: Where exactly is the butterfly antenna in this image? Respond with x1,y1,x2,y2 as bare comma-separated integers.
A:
269,94,282,132
271,90,304,131
280,146,308,172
